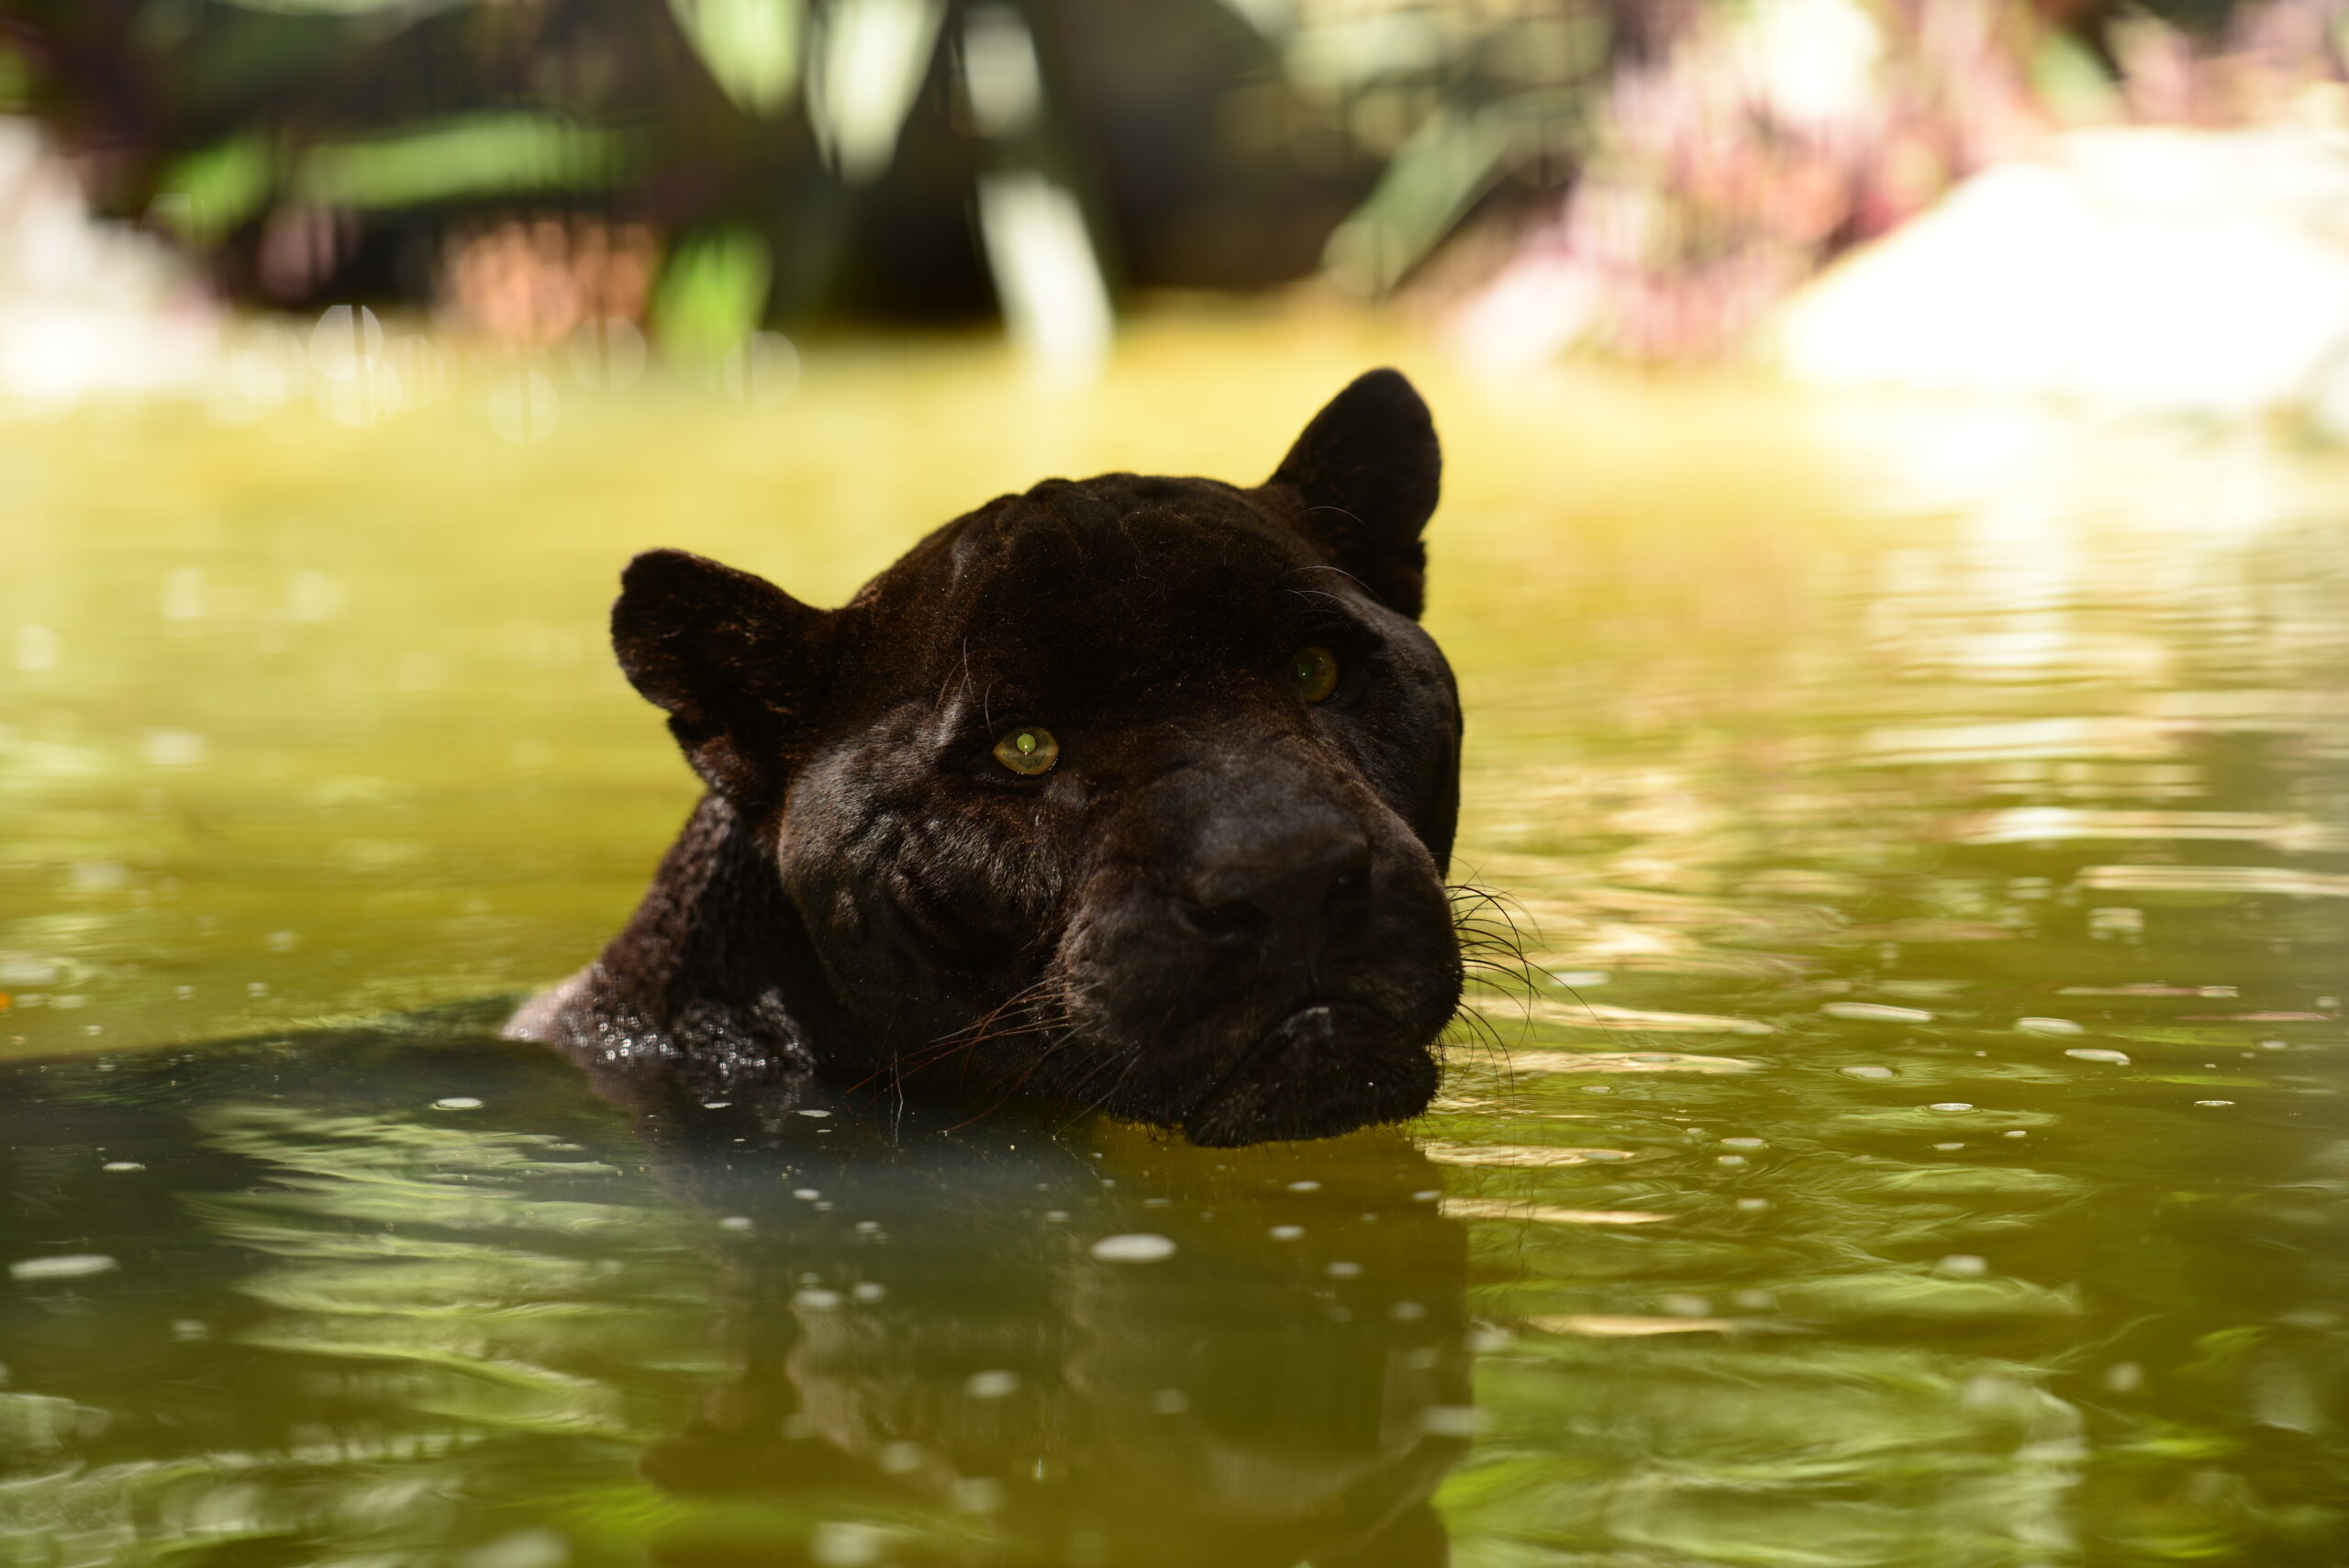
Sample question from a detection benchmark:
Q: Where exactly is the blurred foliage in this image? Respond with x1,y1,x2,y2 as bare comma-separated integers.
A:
0,0,2332,360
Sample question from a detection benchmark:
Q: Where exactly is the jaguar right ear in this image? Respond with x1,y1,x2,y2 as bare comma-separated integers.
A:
611,549,834,801
1258,368,1442,619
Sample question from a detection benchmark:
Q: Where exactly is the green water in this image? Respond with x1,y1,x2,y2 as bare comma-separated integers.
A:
4,321,2347,1566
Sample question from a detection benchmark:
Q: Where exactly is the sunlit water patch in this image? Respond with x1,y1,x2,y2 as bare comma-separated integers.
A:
4,327,2348,1563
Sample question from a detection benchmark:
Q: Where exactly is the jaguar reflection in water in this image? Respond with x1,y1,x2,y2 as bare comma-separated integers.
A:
508,371,1467,1147
0,1026,1475,1567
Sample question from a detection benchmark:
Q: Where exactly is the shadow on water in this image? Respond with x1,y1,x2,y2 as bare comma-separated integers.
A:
0,1017,1470,1567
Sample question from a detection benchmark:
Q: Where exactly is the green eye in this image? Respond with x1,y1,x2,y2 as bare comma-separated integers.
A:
992,727,1060,776
1291,645,1340,703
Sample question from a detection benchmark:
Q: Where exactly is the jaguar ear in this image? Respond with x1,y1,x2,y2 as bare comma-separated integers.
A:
1260,368,1442,619
612,549,832,801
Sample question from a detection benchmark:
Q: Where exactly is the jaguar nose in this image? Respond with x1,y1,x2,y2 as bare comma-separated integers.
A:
1174,822,1374,957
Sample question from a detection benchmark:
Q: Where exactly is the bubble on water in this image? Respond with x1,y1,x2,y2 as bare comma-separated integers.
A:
1041,1209,1069,1221
2065,1048,2132,1065
879,1441,924,1473
1149,1388,1189,1415
1269,1225,1304,1240
1391,1301,1427,1321
794,1287,842,1310
2104,1361,2144,1394
170,1318,208,1340
1286,1180,1320,1191
2195,1099,2236,1107
1841,1064,1896,1079
1716,1154,1749,1167
2004,1129,2029,1138
797,1108,832,1118
718,1217,752,1232
792,1188,820,1200
852,1281,886,1302
1735,1196,1770,1210
265,930,296,953
10,1254,117,1282
2017,1017,2083,1035
1936,1254,1989,1276
1326,1261,1364,1279
854,1220,881,1234
1929,1102,1975,1112
1090,1233,1176,1262
1549,970,1609,987
1720,1137,1766,1148
101,1161,143,1173
2259,1040,2289,1051
1933,1142,1965,1151
1411,1189,1440,1201
701,1101,731,1110
433,1097,483,1110
1581,1084,1613,1094
1823,1002,1934,1023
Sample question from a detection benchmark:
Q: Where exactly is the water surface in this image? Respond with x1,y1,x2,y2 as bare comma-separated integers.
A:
4,322,2346,1564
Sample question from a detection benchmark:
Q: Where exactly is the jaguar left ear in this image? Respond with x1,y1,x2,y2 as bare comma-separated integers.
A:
1259,368,1442,619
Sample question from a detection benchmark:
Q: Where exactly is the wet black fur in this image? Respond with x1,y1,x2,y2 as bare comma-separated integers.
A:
509,370,1465,1146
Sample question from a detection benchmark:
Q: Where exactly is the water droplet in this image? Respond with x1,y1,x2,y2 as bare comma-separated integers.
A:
1090,1233,1176,1262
